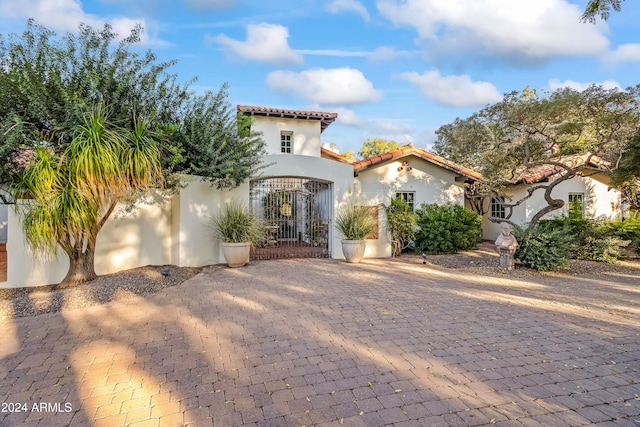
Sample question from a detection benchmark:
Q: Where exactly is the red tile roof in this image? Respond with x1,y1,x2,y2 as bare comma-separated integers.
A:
320,147,352,164
517,153,609,184
237,105,338,133
352,144,483,181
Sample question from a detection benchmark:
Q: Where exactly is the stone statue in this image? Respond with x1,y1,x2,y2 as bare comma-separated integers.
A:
495,226,518,270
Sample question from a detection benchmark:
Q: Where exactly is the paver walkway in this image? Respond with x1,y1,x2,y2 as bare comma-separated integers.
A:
0,257,639,427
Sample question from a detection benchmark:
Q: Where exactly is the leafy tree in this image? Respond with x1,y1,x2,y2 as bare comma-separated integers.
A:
1,21,266,286
342,150,358,163
13,106,163,286
581,0,625,23
612,129,640,209
358,138,401,159
434,85,640,230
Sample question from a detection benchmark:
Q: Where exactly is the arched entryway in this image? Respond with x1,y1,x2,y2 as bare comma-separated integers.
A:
249,177,332,260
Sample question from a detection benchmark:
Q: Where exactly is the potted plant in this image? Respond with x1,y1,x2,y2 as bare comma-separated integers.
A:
335,203,376,263
211,200,265,267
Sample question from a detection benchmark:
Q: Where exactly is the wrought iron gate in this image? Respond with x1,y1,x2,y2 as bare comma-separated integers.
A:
250,178,332,260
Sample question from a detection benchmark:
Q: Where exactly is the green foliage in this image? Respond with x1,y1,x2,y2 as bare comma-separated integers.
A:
342,151,358,163
210,200,265,244
612,130,640,209
612,130,640,184
414,204,481,253
581,0,624,23
536,217,625,263
171,87,266,189
0,20,265,188
512,225,572,271
386,197,416,256
602,212,640,254
358,138,402,159
1,21,266,285
335,203,376,241
11,106,163,284
434,85,640,229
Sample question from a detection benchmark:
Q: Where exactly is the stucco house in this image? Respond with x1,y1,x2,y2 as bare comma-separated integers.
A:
1,106,354,287
350,145,483,257
479,153,623,240
1,105,624,288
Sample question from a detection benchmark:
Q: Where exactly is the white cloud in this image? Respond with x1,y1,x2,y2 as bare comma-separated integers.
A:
184,0,235,9
603,43,640,65
326,0,370,22
376,0,609,62
333,107,365,126
210,23,302,65
295,49,370,57
0,0,162,45
398,70,502,107
368,46,419,62
361,131,416,145
548,79,621,91
265,67,383,105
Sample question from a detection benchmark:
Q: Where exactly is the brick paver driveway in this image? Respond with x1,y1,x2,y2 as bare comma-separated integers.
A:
1,257,639,426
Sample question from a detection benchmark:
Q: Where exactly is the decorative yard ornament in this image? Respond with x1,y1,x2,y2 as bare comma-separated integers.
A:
495,226,518,270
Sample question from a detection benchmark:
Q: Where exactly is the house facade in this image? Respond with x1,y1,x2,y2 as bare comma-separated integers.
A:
4,106,621,288
1,106,356,287
351,145,482,257
479,154,623,240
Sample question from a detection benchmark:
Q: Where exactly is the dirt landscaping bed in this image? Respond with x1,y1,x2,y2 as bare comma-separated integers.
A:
421,241,640,277
0,265,202,319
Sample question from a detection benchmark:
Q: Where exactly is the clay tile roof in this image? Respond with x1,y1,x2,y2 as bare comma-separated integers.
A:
352,144,483,181
320,147,352,164
518,153,609,184
237,105,338,133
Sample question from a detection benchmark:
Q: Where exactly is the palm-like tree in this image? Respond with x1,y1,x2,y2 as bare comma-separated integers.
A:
12,105,163,287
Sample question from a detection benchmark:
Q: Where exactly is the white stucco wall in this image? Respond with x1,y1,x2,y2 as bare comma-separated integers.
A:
250,116,322,157
482,174,622,240
355,156,466,257
171,176,248,267
94,192,172,274
356,156,466,208
2,196,173,288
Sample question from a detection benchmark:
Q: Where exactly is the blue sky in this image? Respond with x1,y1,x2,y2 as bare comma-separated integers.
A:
1,0,639,155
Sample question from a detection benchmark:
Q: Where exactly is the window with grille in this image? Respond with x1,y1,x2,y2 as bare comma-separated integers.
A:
280,132,292,153
491,196,506,219
395,192,415,211
568,193,584,219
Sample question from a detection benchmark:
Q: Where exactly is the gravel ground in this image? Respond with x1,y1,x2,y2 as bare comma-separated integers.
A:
419,241,640,278
0,265,202,320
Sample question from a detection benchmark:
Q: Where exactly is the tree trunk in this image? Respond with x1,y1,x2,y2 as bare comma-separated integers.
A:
57,247,97,288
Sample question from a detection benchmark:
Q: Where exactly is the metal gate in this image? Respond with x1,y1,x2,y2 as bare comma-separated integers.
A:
250,178,332,260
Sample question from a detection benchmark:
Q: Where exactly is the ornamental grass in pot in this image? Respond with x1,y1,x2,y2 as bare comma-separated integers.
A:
335,203,376,263
211,200,265,267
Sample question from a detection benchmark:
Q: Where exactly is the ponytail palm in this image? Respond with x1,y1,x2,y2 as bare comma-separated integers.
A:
12,105,163,286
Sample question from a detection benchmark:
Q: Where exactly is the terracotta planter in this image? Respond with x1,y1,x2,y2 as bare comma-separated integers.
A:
341,239,366,263
221,242,251,268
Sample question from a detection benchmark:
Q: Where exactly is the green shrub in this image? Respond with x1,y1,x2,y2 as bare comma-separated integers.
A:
602,212,640,255
538,217,624,263
512,225,573,271
210,200,265,244
336,203,376,240
386,198,417,256
414,204,481,253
